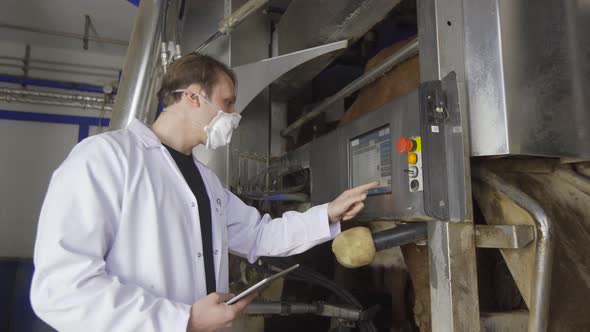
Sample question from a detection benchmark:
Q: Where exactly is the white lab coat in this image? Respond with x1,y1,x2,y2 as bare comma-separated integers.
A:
30,119,340,332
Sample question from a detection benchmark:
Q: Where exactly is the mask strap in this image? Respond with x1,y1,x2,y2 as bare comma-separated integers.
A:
196,93,216,110
171,89,218,110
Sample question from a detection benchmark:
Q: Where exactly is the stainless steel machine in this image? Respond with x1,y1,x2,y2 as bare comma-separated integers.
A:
109,0,590,331
309,71,472,224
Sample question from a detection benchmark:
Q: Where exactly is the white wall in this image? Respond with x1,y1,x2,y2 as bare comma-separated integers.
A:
0,41,124,258
0,121,78,257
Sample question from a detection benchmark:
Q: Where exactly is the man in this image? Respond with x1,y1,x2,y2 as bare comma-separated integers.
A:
31,53,376,331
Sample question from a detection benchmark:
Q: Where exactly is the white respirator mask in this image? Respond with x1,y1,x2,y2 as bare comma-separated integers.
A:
173,89,241,150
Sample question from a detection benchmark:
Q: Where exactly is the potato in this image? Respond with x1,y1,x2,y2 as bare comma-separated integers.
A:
332,227,376,268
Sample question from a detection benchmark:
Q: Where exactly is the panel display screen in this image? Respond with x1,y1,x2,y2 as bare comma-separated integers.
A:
349,126,392,195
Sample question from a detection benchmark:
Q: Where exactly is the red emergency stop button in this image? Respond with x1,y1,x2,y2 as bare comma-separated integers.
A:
397,137,416,153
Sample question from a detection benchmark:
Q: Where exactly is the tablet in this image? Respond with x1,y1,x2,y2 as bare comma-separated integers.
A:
225,264,300,305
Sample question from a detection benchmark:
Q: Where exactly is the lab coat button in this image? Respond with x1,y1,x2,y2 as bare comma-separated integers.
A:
191,202,196,207
214,250,219,255
196,252,202,258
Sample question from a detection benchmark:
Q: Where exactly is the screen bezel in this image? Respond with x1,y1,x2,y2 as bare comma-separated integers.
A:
347,124,393,196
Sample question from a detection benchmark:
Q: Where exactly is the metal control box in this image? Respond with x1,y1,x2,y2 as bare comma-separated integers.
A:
309,91,432,221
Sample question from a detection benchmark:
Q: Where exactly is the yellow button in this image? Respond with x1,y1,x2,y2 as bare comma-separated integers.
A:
408,152,418,165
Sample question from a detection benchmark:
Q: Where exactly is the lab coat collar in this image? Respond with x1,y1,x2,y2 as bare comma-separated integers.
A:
128,119,162,149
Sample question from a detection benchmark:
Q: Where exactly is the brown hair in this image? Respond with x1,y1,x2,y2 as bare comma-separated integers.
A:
157,52,236,107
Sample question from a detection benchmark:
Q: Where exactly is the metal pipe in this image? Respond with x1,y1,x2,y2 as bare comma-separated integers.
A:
0,74,111,94
0,56,120,72
163,0,181,44
160,0,182,70
245,301,361,320
373,222,428,251
245,302,319,316
109,0,165,130
160,42,169,73
219,0,269,34
473,168,553,332
0,94,112,111
143,65,165,124
0,87,112,104
281,38,419,137
195,0,269,52
0,22,128,46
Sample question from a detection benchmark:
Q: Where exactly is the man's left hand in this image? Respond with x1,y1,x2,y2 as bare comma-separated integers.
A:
327,182,379,223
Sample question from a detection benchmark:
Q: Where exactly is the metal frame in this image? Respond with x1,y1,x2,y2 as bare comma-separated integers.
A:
417,1,557,330
474,225,535,249
417,0,480,331
427,221,480,331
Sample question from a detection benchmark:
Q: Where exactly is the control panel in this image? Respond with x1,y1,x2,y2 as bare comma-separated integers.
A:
306,72,463,222
309,91,432,221
396,136,423,193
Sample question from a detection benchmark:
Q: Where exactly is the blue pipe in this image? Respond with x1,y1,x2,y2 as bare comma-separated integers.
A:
156,97,164,118
0,109,110,142
78,125,90,142
127,0,140,6
0,75,112,94
179,0,186,19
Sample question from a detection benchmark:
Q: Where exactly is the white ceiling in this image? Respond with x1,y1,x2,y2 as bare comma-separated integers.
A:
0,0,137,56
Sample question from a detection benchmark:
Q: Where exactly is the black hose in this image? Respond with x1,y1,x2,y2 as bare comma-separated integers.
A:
255,259,379,331
373,222,428,251
266,258,362,308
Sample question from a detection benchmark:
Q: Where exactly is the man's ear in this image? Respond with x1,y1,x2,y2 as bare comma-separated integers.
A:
184,91,201,107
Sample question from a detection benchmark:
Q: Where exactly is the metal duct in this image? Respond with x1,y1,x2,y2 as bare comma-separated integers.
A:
273,0,403,100
109,0,165,130
0,94,112,111
0,87,112,104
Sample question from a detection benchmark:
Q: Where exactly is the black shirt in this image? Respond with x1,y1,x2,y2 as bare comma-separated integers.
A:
164,145,216,294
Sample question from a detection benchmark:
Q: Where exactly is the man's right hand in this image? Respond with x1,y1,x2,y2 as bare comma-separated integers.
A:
186,292,257,332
